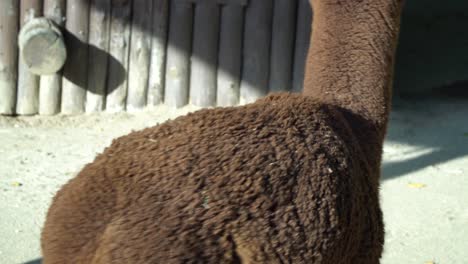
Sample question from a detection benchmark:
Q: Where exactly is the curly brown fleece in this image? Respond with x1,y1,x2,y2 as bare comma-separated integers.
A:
41,0,403,263
42,94,379,263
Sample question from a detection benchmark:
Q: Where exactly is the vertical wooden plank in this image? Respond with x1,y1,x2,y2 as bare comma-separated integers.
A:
86,0,111,113
147,0,169,107
106,0,132,113
126,0,153,111
164,0,193,108
40,0,65,115
239,0,273,104
217,4,243,107
292,0,312,93
61,0,90,114
0,0,19,115
17,0,42,115
269,0,296,92
190,2,220,107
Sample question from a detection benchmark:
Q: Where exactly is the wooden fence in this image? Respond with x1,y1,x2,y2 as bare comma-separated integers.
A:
0,0,312,115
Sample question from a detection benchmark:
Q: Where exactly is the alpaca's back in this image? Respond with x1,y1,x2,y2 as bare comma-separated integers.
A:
42,93,383,263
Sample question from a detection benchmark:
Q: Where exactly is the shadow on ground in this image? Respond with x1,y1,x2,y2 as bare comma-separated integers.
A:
23,258,42,264
383,88,468,180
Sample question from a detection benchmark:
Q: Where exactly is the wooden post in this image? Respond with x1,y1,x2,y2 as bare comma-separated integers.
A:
292,0,312,93
239,0,273,104
17,0,42,115
61,0,90,114
0,0,19,115
269,0,296,93
106,0,132,113
86,0,111,113
164,0,193,108
147,0,169,107
217,3,244,107
191,0,247,4
18,18,67,75
41,0,66,115
189,2,220,107
126,0,153,111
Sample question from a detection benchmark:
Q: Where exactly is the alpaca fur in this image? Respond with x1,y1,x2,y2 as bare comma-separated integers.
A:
41,0,403,263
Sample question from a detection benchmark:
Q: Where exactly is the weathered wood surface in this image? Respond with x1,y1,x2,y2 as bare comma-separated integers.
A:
190,2,220,107
3,0,313,115
269,0,296,92
40,0,66,115
17,0,42,115
86,0,111,113
0,0,19,115
189,0,248,5
292,0,312,93
106,0,132,112
147,0,169,107
127,0,153,111
239,0,273,104
19,18,66,75
216,4,243,107
61,0,90,114
165,0,193,108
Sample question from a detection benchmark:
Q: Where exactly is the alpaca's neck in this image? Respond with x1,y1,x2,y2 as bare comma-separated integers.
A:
303,0,402,138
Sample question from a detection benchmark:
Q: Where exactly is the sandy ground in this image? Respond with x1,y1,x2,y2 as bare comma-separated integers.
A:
0,97,467,264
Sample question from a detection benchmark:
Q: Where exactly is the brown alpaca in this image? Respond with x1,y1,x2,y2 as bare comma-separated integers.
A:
41,0,403,263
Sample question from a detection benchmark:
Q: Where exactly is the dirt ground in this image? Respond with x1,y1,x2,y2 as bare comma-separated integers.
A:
0,97,467,264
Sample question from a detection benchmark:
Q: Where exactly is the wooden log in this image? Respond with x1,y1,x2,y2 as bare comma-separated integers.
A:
189,2,220,107
216,4,243,107
126,0,153,111
61,0,90,114
0,0,19,115
269,0,296,93
43,0,65,23
19,18,67,75
86,0,111,113
190,0,247,4
106,0,132,113
16,0,42,115
239,0,273,104
292,0,312,93
164,0,193,108
40,0,66,115
147,0,169,107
